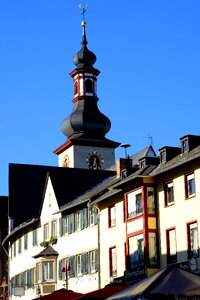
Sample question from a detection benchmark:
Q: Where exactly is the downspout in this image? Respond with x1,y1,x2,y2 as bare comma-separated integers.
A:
97,208,101,289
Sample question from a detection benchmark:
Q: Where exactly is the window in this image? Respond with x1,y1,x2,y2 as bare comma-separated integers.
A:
140,160,146,169
166,229,177,264
164,182,174,206
18,237,22,254
89,206,98,226
185,173,195,198
44,223,49,241
75,211,81,231
160,150,166,164
64,215,70,234
51,220,57,237
182,139,189,153
110,247,117,277
127,189,143,219
147,187,155,214
128,234,144,271
85,79,93,93
43,261,54,282
188,222,199,259
76,255,82,276
24,233,28,250
149,232,157,265
74,80,78,95
36,263,42,283
109,205,116,227
89,250,98,273
32,229,38,246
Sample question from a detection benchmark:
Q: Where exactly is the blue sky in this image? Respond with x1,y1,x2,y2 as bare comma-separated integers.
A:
0,0,200,196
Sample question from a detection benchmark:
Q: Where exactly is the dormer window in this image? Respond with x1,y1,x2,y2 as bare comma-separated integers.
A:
182,139,189,153
140,159,146,169
160,150,166,164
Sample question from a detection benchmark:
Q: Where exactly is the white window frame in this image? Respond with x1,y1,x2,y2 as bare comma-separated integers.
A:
89,250,96,274
165,182,174,206
64,215,70,234
43,261,54,282
44,223,49,241
75,211,81,231
149,232,157,265
127,188,143,219
186,173,195,198
188,222,199,258
110,247,117,277
51,220,57,237
89,208,94,226
76,254,82,276
109,205,116,227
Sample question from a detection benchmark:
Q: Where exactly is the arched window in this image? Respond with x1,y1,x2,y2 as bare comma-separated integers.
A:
85,79,93,93
74,81,78,95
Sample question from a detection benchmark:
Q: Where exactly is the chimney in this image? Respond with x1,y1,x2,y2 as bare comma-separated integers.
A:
116,158,132,177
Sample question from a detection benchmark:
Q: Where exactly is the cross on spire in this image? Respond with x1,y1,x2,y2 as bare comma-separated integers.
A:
79,3,88,21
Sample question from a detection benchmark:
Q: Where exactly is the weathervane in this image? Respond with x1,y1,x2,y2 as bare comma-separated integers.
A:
79,2,88,22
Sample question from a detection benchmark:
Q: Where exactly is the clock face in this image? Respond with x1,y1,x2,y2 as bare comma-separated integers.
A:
86,150,104,170
62,154,70,167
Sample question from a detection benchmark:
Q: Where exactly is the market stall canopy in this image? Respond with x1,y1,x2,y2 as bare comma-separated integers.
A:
106,264,200,300
33,288,83,300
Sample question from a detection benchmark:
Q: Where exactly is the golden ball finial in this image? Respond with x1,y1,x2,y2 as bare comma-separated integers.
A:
82,20,86,27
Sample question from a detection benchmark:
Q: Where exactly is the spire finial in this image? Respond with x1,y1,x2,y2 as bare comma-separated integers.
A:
79,3,88,43
79,2,88,26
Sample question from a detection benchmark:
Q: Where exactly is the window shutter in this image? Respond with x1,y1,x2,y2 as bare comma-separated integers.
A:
83,208,88,228
94,207,98,225
69,256,75,278
27,269,31,288
58,260,62,280
70,213,74,233
81,252,88,275
95,249,98,272
81,210,84,230
59,218,63,237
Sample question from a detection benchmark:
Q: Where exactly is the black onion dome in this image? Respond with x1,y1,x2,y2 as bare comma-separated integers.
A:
73,21,96,69
61,100,111,139
61,20,112,141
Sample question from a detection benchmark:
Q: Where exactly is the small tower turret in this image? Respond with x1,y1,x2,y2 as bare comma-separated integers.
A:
54,16,119,170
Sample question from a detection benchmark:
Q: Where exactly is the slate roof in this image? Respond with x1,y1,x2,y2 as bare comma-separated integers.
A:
33,245,58,259
150,145,200,176
9,163,115,229
60,174,120,212
130,145,156,166
60,147,158,211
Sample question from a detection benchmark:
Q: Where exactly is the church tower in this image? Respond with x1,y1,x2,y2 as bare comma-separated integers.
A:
54,19,119,170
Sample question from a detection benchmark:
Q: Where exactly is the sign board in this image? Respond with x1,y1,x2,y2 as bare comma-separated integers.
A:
13,287,25,296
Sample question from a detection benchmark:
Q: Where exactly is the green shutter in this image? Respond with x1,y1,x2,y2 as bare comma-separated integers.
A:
58,260,62,280
27,269,32,288
69,256,75,278
83,208,88,228
59,218,63,237
81,252,88,275
95,249,98,272
94,207,98,225
69,213,74,233
80,210,84,230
